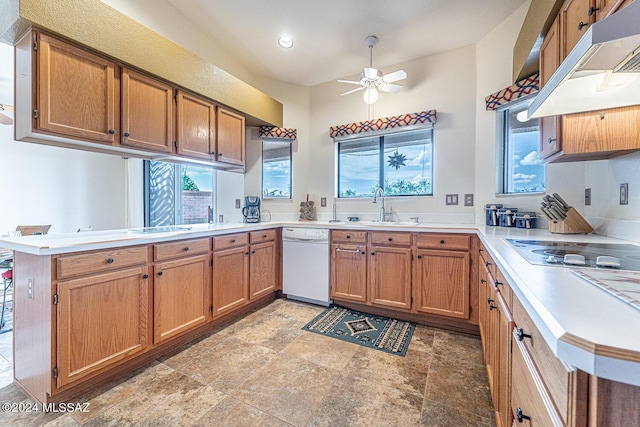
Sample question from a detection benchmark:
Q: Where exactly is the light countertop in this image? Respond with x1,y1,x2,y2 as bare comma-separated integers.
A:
2,221,640,386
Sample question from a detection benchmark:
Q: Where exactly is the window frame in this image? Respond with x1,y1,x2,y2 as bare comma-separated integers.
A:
495,97,545,195
335,125,434,199
261,138,293,200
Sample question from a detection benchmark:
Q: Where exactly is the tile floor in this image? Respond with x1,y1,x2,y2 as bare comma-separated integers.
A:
0,299,495,426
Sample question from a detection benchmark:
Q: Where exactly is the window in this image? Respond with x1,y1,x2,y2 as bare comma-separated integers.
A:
337,128,433,198
498,100,545,194
262,139,292,199
144,160,215,226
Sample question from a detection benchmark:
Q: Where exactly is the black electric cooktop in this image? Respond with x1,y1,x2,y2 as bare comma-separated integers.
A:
506,239,640,271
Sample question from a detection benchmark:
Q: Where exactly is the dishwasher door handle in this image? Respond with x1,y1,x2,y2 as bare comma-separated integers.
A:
335,244,361,253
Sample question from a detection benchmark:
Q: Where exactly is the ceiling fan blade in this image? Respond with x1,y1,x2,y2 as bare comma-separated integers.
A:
379,82,403,93
383,70,407,83
0,113,13,125
337,79,361,85
340,86,366,96
0,104,14,112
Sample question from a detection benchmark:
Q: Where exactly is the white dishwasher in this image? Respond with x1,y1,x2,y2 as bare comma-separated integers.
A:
282,227,331,306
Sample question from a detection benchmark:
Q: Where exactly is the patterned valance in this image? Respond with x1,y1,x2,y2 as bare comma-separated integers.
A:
329,110,437,139
259,126,297,140
485,73,539,111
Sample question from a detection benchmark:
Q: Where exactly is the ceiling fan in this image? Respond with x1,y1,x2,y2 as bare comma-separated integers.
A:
338,35,407,104
0,104,13,125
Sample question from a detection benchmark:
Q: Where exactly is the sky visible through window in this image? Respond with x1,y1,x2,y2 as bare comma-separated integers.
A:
509,130,545,193
263,159,291,198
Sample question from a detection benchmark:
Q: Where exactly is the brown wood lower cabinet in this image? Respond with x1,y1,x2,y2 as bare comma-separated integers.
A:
154,254,212,343
213,245,250,317
369,233,412,310
56,266,151,388
330,241,368,302
249,240,277,300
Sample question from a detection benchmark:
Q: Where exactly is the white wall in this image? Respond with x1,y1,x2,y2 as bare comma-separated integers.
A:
0,124,127,234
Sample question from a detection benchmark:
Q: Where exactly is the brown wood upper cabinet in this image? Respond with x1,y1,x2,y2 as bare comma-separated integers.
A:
32,32,119,144
539,15,563,160
121,68,174,153
560,0,595,59
595,0,634,20
216,107,246,166
175,90,216,160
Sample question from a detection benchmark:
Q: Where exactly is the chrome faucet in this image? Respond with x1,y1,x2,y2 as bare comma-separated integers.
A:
372,187,387,222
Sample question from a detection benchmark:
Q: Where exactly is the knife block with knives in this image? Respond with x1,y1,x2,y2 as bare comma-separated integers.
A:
541,193,593,234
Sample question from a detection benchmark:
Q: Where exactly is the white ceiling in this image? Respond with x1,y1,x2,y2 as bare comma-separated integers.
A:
0,43,13,106
166,0,527,86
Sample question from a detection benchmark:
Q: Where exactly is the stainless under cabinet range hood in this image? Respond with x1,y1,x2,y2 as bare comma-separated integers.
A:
528,0,640,119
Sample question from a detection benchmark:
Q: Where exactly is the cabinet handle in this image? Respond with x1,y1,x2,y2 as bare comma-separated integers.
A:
516,407,531,423
336,244,361,253
548,138,556,144
231,239,236,243
480,279,487,284
478,248,484,253
142,274,149,279
588,6,599,16
124,132,130,137
440,239,445,244
184,247,189,251
578,21,588,31
485,261,492,267
388,237,393,242
106,258,114,264
494,279,503,288
157,271,163,276
516,328,532,342
108,129,115,135
487,297,494,304
489,302,497,310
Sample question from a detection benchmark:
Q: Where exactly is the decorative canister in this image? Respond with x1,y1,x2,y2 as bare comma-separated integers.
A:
516,212,537,229
498,208,519,227
484,204,503,226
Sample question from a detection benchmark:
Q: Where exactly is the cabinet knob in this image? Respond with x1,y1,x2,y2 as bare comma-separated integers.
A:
440,239,445,244
231,239,236,243
108,129,115,134
361,251,365,255
157,271,163,276
485,261,492,267
184,247,189,251
346,235,351,239
480,279,487,284
588,6,599,16
417,255,422,259
548,138,556,144
388,237,393,241
106,258,114,264
263,234,267,238
371,252,375,256
124,132,130,137
478,248,484,253
211,151,215,155
515,407,531,423
489,302,497,311
494,280,503,288
142,274,149,279
219,153,223,157
252,250,256,254
578,21,588,31
245,251,249,255
516,328,532,342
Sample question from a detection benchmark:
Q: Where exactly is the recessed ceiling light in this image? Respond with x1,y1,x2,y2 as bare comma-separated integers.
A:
278,36,293,49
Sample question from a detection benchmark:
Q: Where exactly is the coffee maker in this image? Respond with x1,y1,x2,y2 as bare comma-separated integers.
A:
242,196,261,223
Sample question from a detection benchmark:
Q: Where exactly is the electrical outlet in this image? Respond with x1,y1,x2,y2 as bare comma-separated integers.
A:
28,277,34,300
235,199,241,208
585,188,591,206
321,197,327,207
446,194,459,205
620,183,629,205
218,214,224,223
464,194,474,206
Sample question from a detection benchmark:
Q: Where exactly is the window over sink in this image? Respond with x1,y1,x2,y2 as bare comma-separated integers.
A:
336,127,433,198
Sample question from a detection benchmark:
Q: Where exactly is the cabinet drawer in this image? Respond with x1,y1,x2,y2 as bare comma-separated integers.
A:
415,234,470,251
331,230,367,244
511,329,564,427
370,232,411,246
513,297,585,425
154,238,210,261
250,229,276,244
213,233,248,251
478,245,497,279
57,246,148,279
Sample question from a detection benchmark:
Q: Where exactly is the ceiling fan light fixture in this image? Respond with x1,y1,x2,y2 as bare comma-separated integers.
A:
278,36,293,49
363,87,378,104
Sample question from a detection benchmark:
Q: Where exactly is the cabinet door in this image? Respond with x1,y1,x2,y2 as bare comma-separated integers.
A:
121,68,173,153
495,292,514,427
596,0,632,20
539,16,562,160
213,246,249,317
249,241,276,300
478,264,490,356
414,249,470,319
560,0,595,59
176,90,215,160
216,107,245,166
369,245,412,310
56,266,150,387
154,254,211,343
330,243,367,302
37,33,118,143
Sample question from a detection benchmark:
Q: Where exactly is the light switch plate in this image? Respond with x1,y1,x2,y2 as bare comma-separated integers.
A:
235,199,241,208
446,194,459,205
321,197,327,207
464,194,474,206
620,183,629,205
585,188,591,206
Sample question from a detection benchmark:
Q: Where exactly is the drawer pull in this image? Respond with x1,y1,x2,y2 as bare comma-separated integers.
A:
388,237,393,242
142,274,149,279
346,235,351,239
494,279,503,288
106,258,114,264
230,239,236,243
157,271,163,276
336,244,361,253
516,328,532,342
440,239,445,244
478,248,484,253
184,246,189,251
263,234,268,238
516,407,531,423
